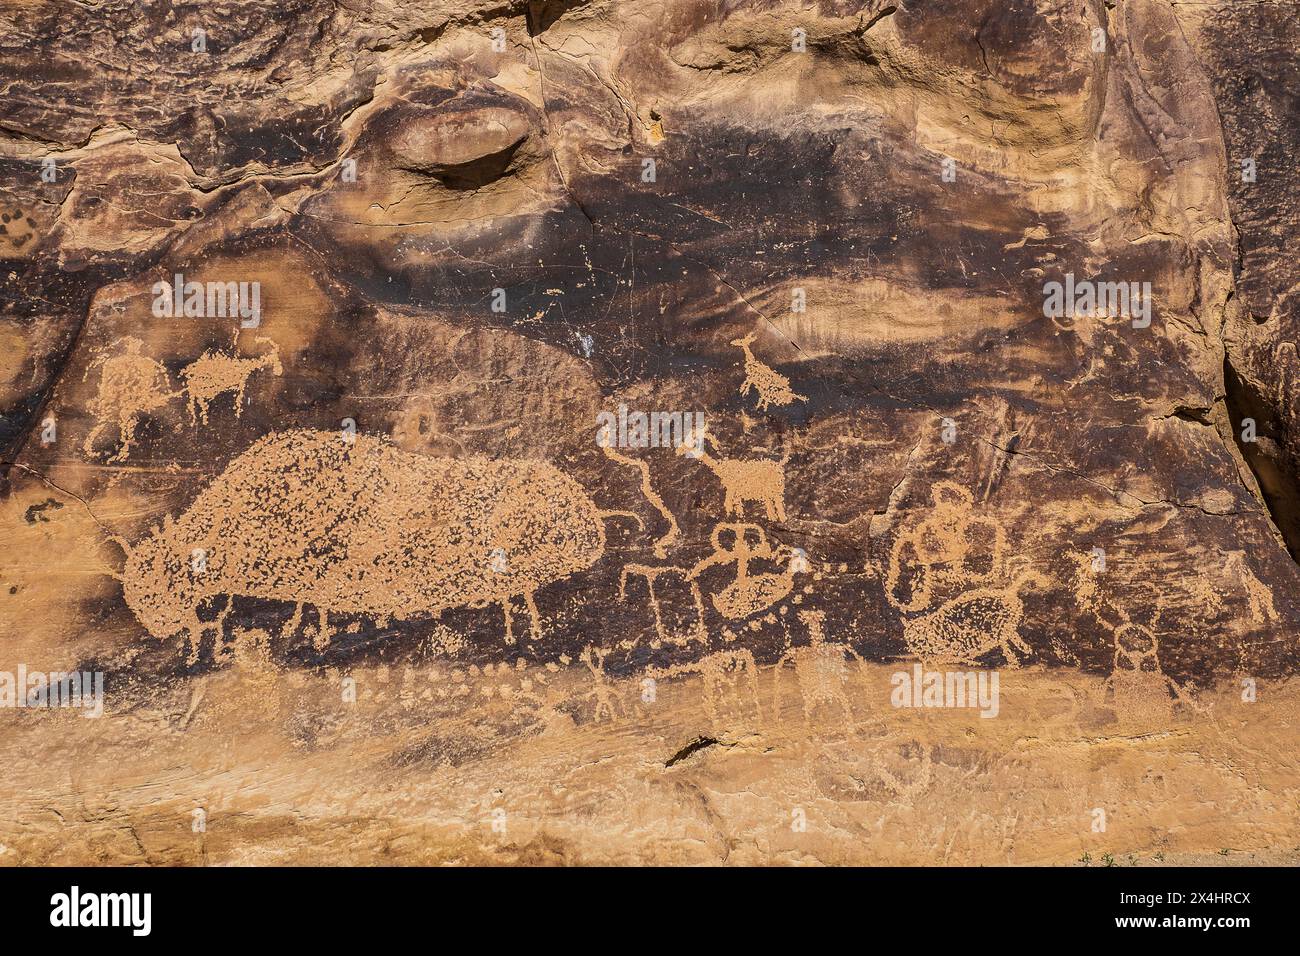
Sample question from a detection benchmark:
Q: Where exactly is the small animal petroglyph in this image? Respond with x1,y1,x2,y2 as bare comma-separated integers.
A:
181,336,283,426
82,337,179,462
731,331,806,411
676,424,788,522
106,429,643,661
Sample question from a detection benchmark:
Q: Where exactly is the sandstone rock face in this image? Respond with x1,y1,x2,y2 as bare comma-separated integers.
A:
1,1,1297,865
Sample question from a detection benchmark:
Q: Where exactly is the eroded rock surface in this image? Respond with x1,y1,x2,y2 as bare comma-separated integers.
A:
1,0,1297,865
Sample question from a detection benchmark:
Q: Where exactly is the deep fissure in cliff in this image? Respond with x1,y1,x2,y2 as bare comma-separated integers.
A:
1224,353,1300,563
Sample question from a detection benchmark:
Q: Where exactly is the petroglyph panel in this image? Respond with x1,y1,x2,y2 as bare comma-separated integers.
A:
1,0,1299,867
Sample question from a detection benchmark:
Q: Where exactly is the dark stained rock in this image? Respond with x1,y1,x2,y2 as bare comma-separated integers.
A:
0,0,1297,865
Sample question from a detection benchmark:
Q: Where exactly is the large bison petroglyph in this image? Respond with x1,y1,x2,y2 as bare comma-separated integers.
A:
108,429,642,659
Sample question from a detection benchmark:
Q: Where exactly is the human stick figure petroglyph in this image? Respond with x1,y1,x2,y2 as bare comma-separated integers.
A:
1070,554,1208,716
772,610,867,728
1102,621,1205,717
886,481,1008,613
578,644,625,723
689,522,797,621
82,337,180,462
618,527,815,651
643,649,762,731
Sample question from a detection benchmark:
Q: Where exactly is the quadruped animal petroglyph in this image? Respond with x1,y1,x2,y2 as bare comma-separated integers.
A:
675,425,789,522
180,336,283,426
618,563,707,647
107,428,643,660
82,333,286,462
885,483,1042,667
732,331,806,412
891,571,1042,668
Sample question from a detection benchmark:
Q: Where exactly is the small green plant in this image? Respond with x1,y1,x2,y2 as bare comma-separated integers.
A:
1102,853,1116,867
1079,852,1092,866
1219,848,1230,856
1154,851,1165,863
